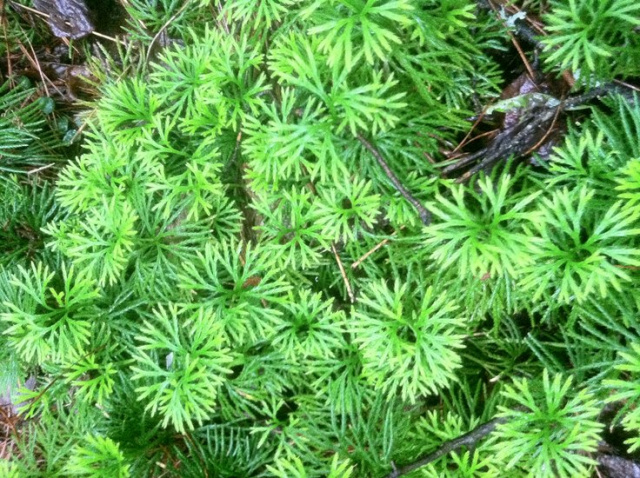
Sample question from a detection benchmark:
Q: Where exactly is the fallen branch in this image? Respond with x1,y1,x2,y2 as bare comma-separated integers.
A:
385,416,507,478
356,133,431,226
443,83,638,182
597,454,640,478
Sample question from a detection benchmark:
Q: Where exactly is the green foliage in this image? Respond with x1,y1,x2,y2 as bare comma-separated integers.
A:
130,304,235,433
168,424,273,477
65,435,131,477
303,0,414,71
96,78,161,143
409,411,500,477
178,241,291,345
605,341,640,452
272,289,346,361
124,0,208,42
252,187,330,269
0,78,64,172
542,0,640,81
543,128,621,192
267,453,354,478
423,168,541,279
492,370,603,477
592,93,640,161
2,263,99,365
315,179,381,242
0,460,21,478
0,176,64,265
0,78,65,265
520,186,640,304
353,281,464,402
618,158,640,208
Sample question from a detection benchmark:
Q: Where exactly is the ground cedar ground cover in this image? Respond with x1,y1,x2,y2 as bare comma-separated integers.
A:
0,0,640,476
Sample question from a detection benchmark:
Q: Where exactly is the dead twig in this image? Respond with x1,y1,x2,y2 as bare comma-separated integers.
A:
451,102,561,183
229,131,243,164
1,2,14,84
331,242,355,303
352,226,405,269
27,163,55,175
486,1,536,81
352,238,391,269
356,133,431,226
523,102,562,155
450,105,492,155
614,80,640,93
445,79,639,183
14,37,57,97
145,1,191,63
386,416,507,478
90,30,122,44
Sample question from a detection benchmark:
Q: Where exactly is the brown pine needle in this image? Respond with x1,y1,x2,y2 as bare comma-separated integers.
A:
352,226,405,269
332,243,355,303
524,104,562,156
450,105,491,155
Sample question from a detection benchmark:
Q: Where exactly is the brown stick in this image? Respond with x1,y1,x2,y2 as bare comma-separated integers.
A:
385,416,506,478
145,1,191,63
352,226,406,269
356,133,431,226
331,243,355,303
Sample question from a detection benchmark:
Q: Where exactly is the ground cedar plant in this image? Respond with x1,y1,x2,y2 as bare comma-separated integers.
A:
0,0,639,476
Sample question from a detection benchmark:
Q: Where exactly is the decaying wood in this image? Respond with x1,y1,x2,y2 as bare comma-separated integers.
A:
386,416,507,478
597,454,640,478
32,0,93,39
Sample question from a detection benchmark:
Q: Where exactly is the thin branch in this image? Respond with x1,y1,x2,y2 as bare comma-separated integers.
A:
356,133,431,226
14,37,58,97
564,83,634,109
27,163,55,175
1,3,14,84
352,226,406,269
481,0,544,49
450,105,491,155
229,130,243,164
385,416,507,478
145,1,191,63
508,32,535,82
614,79,640,93
351,237,390,269
524,103,562,155
90,30,122,44
331,242,355,303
